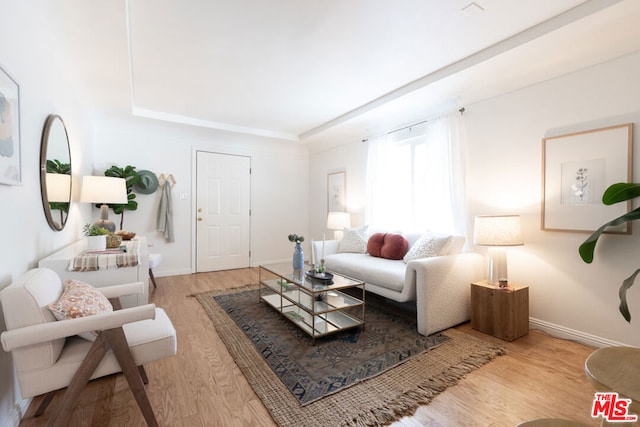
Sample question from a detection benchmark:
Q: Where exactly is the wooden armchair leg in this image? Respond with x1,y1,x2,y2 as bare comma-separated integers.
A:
47,334,110,426
35,391,56,417
139,365,149,385
103,328,158,427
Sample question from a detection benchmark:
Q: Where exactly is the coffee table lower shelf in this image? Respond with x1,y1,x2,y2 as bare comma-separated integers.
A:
261,293,363,339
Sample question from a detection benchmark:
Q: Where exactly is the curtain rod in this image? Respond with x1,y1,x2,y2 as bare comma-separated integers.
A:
362,107,465,142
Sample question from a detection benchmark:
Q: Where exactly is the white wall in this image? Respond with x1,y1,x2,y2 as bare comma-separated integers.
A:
0,2,98,425
309,50,640,348
91,115,309,275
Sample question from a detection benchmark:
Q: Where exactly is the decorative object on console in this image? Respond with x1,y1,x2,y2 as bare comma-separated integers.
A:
82,223,111,251
327,211,351,240
473,215,524,287
80,176,127,233
288,233,305,271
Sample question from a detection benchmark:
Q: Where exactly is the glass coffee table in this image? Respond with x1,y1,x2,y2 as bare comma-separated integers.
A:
258,263,365,342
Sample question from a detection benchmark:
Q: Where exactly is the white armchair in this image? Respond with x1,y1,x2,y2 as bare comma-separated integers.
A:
0,268,177,426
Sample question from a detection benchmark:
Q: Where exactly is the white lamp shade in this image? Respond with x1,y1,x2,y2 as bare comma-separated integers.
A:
46,173,71,203
473,215,523,246
326,211,351,230
80,176,128,204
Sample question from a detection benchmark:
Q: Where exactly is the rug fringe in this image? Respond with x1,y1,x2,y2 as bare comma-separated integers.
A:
341,345,507,427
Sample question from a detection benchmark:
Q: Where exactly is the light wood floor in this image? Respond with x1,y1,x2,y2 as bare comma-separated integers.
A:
18,269,627,426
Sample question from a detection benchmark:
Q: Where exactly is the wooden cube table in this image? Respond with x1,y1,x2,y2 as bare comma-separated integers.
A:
471,280,529,341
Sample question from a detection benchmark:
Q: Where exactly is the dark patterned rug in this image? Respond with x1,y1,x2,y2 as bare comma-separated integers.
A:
195,285,507,426
210,287,449,406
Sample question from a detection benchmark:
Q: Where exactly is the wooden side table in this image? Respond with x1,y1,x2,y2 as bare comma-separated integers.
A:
471,280,529,341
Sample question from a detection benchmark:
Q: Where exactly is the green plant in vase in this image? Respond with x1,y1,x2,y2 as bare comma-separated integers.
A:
101,165,141,230
82,223,111,236
288,234,305,271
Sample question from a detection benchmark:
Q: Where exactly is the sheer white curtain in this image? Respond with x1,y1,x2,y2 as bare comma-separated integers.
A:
365,111,468,236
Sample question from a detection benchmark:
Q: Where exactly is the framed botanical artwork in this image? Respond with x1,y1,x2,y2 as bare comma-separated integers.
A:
0,64,21,186
327,171,346,213
541,123,633,233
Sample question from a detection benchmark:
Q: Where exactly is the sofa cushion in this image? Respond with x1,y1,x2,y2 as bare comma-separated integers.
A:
324,253,407,292
338,226,368,253
48,279,113,341
403,233,452,263
367,233,409,260
366,233,385,257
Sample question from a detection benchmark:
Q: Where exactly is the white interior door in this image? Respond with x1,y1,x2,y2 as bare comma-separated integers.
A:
196,151,251,272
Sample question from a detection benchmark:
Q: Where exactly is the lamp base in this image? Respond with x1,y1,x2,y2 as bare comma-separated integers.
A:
488,247,508,287
95,204,116,233
94,219,115,233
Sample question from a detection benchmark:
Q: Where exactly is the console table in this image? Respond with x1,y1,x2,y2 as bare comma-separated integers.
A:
259,263,365,342
39,236,150,308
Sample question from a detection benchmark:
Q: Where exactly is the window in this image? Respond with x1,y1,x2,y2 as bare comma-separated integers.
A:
366,112,466,235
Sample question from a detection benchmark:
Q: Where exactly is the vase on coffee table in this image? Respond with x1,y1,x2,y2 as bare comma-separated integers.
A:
293,242,304,271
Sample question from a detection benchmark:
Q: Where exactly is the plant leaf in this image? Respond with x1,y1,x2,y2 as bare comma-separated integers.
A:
603,183,640,205
619,268,640,322
578,206,640,263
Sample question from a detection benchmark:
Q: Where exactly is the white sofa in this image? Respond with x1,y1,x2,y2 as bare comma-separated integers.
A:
313,233,484,336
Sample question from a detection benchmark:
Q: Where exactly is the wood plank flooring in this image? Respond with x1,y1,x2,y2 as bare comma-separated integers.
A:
17,269,627,426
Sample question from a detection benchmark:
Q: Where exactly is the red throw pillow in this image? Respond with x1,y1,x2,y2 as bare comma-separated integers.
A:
380,233,409,260
367,233,386,257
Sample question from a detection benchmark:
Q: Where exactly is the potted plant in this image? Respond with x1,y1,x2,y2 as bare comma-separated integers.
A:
288,234,305,271
579,182,640,322
101,165,141,230
83,223,111,251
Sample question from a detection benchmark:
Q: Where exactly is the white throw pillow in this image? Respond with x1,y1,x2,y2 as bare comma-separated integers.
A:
48,279,113,341
403,233,452,263
338,225,369,253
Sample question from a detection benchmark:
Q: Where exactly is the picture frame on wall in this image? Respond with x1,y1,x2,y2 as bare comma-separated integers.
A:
327,171,346,213
541,123,633,233
0,64,21,186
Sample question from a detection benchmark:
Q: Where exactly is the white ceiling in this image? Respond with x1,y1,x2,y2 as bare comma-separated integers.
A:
93,0,640,146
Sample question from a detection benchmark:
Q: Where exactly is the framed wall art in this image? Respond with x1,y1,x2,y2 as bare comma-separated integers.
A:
541,123,633,233
327,170,346,213
0,64,21,186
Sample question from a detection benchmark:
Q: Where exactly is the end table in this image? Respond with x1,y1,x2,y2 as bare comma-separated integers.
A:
470,280,529,341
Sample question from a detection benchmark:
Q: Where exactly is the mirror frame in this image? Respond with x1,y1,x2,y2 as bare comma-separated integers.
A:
40,114,72,231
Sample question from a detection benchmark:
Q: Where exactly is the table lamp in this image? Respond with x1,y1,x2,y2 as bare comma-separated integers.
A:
473,215,524,287
80,176,127,232
327,211,351,240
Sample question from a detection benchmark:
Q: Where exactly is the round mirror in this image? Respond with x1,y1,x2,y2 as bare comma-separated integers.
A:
40,115,71,231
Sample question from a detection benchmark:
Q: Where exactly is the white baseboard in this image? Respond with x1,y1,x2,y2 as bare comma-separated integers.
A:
529,317,626,348
1,397,30,427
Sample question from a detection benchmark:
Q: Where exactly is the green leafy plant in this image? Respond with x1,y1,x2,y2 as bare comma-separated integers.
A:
82,223,111,236
101,165,141,230
579,182,640,322
288,234,304,244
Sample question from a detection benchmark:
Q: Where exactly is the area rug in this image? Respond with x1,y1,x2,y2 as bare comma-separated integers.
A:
194,285,506,427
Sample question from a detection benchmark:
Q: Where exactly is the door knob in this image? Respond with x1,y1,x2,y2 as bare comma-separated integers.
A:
197,217,203,221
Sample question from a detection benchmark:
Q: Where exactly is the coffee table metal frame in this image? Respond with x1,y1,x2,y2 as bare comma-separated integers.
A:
258,263,365,342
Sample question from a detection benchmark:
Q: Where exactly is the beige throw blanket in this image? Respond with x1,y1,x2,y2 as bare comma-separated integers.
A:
68,240,140,272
